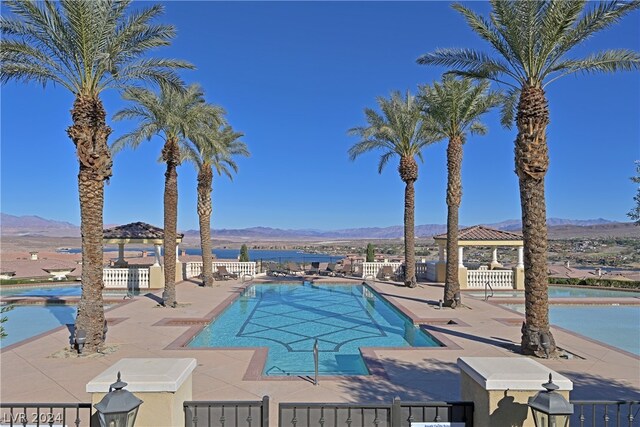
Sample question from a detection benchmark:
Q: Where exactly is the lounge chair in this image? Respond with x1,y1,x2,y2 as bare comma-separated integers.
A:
307,262,321,275
215,265,238,280
285,262,303,276
320,263,336,276
376,265,394,281
335,263,351,277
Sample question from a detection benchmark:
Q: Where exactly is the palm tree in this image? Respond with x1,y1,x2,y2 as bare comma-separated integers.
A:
182,124,249,287
348,91,436,287
418,76,502,307
1,0,192,352
112,84,223,306
417,0,640,356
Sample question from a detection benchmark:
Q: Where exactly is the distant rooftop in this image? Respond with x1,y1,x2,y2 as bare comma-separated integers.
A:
434,225,522,241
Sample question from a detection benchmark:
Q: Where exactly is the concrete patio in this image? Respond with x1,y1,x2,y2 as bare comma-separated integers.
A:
1,275,638,424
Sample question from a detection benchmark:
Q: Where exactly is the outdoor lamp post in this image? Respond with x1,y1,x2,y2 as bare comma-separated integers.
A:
75,330,86,354
528,373,574,427
94,372,143,427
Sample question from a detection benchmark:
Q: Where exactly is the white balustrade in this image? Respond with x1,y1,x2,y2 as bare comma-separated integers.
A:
426,261,438,282
415,262,429,281
361,262,402,279
184,262,256,279
467,269,514,289
103,267,149,289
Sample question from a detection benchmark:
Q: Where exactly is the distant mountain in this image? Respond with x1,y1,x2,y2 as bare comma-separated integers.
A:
0,212,629,240
0,213,80,237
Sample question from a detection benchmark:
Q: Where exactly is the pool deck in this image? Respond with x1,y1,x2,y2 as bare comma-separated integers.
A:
1,276,638,420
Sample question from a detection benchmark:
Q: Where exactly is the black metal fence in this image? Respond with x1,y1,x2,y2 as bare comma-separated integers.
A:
0,403,94,427
279,398,474,427
184,397,269,427
570,400,639,426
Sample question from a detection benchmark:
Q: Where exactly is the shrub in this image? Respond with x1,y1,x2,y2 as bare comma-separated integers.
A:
239,244,249,262
366,243,375,262
549,277,639,289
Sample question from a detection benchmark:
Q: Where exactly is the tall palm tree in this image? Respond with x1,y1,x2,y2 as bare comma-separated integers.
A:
1,0,192,352
418,76,502,308
417,0,640,357
182,125,249,287
112,84,223,306
348,91,436,287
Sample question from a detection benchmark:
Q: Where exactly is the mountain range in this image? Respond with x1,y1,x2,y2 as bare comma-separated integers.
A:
0,212,626,240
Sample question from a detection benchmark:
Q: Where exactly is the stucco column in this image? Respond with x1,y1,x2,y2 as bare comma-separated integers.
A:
113,243,128,268
517,246,524,268
176,244,180,261
153,244,162,266
458,246,464,267
492,248,498,264
438,244,445,262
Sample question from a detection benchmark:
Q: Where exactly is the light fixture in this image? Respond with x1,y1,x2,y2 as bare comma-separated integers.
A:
453,291,461,306
540,332,551,359
528,373,574,427
75,330,86,354
94,372,143,427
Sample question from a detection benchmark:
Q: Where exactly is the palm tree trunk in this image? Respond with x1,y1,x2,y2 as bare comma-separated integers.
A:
161,137,180,307
399,156,418,288
404,181,417,287
444,137,463,307
197,166,214,287
516,86,558,358
67,95,112,353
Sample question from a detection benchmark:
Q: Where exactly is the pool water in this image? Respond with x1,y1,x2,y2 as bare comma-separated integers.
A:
1,285,140,297
503,304,640,355
468,286,640,299
0,305,77,348
188,283,440,376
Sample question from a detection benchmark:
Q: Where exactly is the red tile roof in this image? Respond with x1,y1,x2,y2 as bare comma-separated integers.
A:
434,225,522,241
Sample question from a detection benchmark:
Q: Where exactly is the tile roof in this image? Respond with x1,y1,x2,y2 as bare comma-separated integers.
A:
103,222,184,240
434,225,522,241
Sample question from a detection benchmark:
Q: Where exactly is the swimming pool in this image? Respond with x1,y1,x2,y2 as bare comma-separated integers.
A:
188,283,441,376
468,286,640,299
1,305,77,348
0,285,140,297
503,304,640,355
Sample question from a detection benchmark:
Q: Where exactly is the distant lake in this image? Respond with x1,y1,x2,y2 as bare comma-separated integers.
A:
68,247,344,263
188,248,344,263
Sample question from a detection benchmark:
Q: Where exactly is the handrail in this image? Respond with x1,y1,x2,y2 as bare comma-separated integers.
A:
484,281,494,301
313,338,319,386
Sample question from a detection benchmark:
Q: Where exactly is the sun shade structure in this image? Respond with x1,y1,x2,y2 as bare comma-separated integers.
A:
103,222,184,267
433,225,525,288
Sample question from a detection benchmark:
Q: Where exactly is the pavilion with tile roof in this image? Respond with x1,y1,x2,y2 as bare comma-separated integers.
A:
432,225,524,289
103,222,183,268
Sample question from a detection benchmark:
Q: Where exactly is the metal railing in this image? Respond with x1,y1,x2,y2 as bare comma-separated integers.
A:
570,400,639,426
184,396,269,427
484,281,494,301
279,398,473,426
0,403,93,427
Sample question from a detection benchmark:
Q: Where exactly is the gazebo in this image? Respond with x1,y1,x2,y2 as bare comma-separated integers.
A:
433,225,525,290
103,222,184,289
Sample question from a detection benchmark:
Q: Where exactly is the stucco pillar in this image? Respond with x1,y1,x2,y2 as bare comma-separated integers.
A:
175,244,183,282
153,244,162,267
113,243,128,268
458,357,572,427
435,243,446,282
458,246,464,267
87,358,196,427
517,246,524,268
490,248,503,269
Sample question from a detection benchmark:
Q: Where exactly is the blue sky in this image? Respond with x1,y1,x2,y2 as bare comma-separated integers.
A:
1,1,639,231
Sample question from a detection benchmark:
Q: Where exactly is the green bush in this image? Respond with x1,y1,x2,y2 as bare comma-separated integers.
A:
0,277,77,286
239,244,249,262
549,277,640,289
366,243,375,262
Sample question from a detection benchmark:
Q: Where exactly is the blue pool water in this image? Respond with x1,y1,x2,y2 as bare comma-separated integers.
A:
1,305,77,348
1,285,141,297
468,286,640,299
188,283,440,376
503,304,640,355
